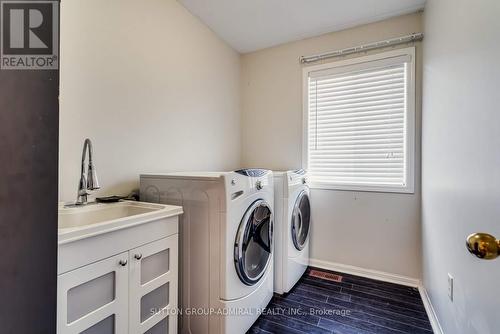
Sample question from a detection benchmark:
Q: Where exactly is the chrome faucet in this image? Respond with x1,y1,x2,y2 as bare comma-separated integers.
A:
76,138,100,205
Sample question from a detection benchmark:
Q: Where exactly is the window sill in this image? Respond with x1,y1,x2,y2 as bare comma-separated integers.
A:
308,182,415,194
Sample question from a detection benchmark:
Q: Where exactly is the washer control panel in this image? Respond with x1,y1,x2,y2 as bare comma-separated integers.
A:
235,168,270,177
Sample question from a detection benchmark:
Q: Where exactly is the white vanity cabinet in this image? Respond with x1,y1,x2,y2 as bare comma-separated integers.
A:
57,202,182,334
58,235,178,334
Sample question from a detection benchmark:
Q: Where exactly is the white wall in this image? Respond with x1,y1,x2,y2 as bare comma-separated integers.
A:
422,1,500,333
241,13,423,278
59,0,240,201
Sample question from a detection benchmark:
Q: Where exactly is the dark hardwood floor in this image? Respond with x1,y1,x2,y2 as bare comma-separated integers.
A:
248,267,433,334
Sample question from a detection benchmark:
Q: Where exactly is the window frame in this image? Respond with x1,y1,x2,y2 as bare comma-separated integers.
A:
302,47,416,194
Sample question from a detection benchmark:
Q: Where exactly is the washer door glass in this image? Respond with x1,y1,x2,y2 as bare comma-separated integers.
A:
234,200,273,286
291,191,311,251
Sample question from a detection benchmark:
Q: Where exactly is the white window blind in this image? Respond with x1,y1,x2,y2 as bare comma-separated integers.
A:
305,50,415,192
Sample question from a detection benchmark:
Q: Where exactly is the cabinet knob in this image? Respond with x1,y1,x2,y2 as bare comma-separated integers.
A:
134,253,143,260
119,259,128,266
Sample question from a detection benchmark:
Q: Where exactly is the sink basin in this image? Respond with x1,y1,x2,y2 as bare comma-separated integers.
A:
59,203,158,229
58,201,183,244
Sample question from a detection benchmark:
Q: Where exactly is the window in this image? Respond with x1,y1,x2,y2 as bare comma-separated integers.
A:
303,47,415,193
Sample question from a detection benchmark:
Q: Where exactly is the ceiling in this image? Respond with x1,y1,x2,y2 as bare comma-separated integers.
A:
178,0,426,53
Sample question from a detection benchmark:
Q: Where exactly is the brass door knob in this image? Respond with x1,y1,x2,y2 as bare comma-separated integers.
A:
466,233,500,260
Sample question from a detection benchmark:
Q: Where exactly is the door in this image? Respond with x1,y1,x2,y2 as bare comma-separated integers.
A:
0,2,59,332
129,236,178,334
57,252,129,334
291,191,311,251
234,199,273,286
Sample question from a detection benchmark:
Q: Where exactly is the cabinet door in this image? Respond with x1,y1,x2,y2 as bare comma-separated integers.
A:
129,236,178,334
57,252,129,334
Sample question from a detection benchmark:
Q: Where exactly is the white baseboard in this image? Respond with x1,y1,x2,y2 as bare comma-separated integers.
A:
309,258,444,334
418,286,444,334
309,258,421,287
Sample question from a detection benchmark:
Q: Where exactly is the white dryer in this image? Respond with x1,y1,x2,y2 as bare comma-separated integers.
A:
273,169,311,294
140,169,274,334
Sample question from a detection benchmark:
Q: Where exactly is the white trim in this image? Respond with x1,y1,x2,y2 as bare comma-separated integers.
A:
309,258,420,287
419,286,445,334
309,258,444,334
302,47,416,194
301,68,309,173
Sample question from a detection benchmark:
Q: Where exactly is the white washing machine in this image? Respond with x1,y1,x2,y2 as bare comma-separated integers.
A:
140,169,274,334
273,169,311,294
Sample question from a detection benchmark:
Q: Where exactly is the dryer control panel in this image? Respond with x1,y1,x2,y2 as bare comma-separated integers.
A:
292,169,306,175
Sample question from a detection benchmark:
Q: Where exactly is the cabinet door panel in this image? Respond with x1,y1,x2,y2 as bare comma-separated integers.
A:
140,282,169,322
129,236,178,334
141,248,169,284
67,271,115,323
145,317,168,334
58,252,128,334
80,314,115,334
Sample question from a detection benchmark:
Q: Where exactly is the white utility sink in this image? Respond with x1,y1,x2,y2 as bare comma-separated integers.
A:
58,201,183,244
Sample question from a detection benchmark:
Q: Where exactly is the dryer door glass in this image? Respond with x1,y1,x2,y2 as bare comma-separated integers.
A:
234,200,273,286
291,191,311,251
